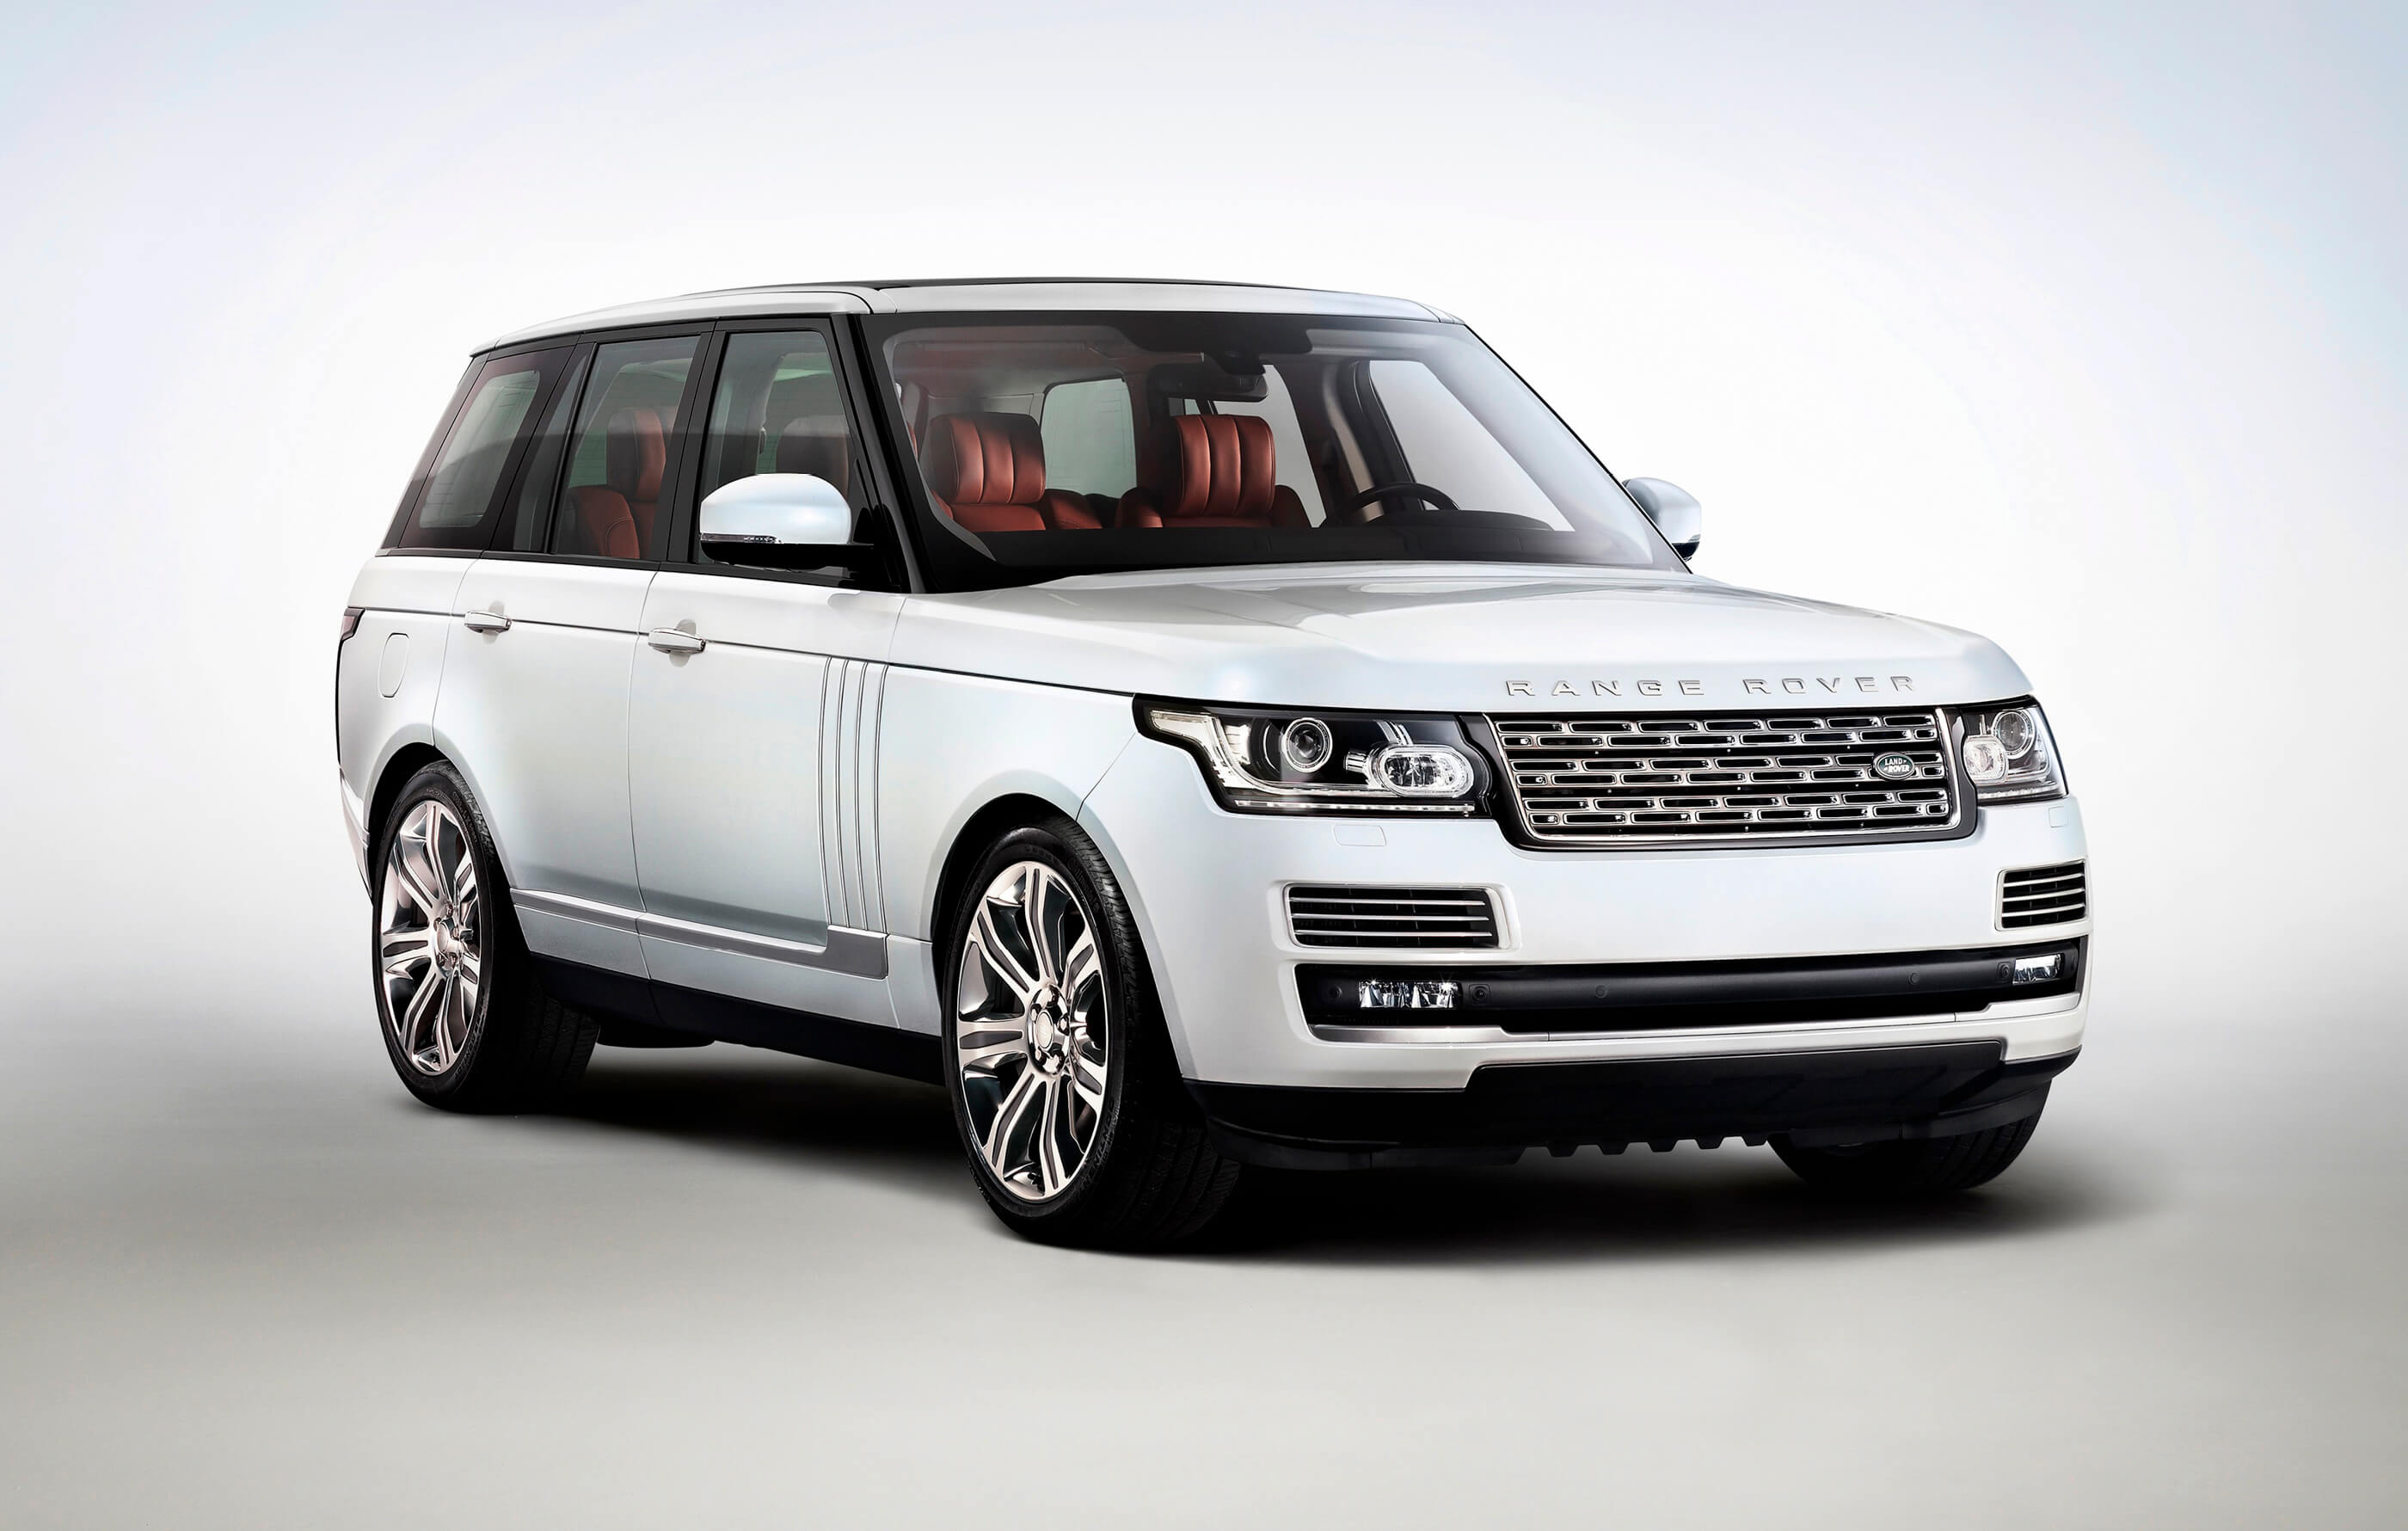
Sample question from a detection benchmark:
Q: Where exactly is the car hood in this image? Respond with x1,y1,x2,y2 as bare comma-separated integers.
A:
893,563,2030,713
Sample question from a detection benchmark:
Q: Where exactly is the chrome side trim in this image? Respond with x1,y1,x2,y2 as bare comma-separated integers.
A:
513,889,641,933
637,910,891,980
821,657,890,932
511,892,889,980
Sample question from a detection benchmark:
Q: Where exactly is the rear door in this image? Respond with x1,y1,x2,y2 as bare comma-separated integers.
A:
627,323,905,1024
437,331,706,978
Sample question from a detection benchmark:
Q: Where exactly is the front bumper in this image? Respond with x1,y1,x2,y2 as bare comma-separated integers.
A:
1077,735,2092,1098
1195,1043,2073,1168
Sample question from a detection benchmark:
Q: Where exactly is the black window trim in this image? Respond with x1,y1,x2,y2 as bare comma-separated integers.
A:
462,321,715,571
488,341,594,557
385,311,931,587
651,316,915,593
379,340,574,556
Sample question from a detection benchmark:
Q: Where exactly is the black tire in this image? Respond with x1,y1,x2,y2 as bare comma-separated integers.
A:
369,761,599,1112
939,815,1240,1249
1772,1110,2042,1199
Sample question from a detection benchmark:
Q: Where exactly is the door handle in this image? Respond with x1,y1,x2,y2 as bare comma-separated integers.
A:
461,608,510,632
646,625,705,655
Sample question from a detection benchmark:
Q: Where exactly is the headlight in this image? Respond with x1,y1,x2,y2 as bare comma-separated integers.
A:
1139,701,1491,815
1956,698,2066,802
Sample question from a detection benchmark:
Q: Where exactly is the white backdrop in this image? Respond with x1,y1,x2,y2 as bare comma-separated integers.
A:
6,7,2407,1524
4,0,2402,1126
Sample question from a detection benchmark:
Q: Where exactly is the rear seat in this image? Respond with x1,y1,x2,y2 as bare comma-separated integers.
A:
569,405,666,559
918,413,1100,532
1118,415,1308,529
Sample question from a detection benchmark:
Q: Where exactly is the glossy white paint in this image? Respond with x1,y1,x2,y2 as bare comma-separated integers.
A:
873,666,1139,949
336,555,472,886
890,564,2024,712
628,573,901,951
435,559,651,973
335,280,2089,1103
696,472,853,550
482,280,1438,352
1076,735,2087,1087
341,556,2087,1085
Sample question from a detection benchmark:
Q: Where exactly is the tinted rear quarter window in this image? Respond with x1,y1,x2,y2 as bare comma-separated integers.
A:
394,349,568,550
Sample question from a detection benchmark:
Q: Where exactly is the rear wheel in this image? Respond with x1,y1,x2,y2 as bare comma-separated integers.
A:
372,762,598,1111
942,817,1239,1248
1773,1110,2042,1198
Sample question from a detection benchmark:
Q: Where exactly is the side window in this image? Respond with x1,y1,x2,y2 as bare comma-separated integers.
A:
507,350,588,552
1038,378,1136,499
1362,360,1568,529
547,335,702,560
697,330,861,511
1213,367,1325,524
397,350,565,550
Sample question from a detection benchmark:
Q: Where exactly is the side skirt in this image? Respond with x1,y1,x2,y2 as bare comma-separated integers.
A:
529,954,940,1085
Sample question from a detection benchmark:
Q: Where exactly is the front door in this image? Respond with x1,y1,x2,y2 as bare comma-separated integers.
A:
627,327,903,1024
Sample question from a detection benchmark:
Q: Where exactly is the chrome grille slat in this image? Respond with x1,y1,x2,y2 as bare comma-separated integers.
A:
2000,861,2086,928
1286,886,1501,949
1489,710,1958,845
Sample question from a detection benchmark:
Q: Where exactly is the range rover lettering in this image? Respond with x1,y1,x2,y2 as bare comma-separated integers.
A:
335,279,2088,1246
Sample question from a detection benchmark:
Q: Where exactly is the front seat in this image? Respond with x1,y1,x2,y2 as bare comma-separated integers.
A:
1117,415,1310,529
918,412,1100,532
570,405,666,559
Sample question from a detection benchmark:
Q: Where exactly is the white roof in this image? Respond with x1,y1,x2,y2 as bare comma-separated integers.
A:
481,279,1450,352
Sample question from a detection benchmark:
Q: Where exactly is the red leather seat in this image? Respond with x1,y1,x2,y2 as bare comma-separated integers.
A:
570,406,666,559
1118,415,1309,529
919,413,1100,532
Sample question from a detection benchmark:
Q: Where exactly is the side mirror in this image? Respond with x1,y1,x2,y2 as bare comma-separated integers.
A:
697,473,876,570
1625,477,1701,558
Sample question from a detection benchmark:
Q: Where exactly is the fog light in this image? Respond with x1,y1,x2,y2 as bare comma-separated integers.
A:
1358,980,1460,1010
2011,953,2062,985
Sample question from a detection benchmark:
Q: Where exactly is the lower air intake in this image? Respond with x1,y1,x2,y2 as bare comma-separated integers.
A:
2000,861,2086,928
1287,887,1501,949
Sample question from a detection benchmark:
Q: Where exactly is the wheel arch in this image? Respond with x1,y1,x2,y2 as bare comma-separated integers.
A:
928,792,1076,956
366,741,453,862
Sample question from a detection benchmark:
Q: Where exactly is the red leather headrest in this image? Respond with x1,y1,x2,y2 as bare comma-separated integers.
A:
1163,415,1275,519
921,413,1047,506
606,407,666,504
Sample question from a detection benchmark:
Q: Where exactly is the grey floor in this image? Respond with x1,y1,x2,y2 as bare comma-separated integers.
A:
4,895,2402,1531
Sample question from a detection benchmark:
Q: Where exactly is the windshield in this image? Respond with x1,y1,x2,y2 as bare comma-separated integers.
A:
863,311,1681,587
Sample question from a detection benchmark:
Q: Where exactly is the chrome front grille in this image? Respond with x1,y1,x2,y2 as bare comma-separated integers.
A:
2000,862,2086,927
1488,710,1957,845
1287,886,1501,949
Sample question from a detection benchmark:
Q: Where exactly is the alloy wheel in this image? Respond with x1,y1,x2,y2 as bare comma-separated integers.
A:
953,860,1110,1201
378,798,482,1075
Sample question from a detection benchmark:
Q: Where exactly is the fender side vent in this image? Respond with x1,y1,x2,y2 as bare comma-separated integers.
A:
2000,861,2086,928
1287,887,1501,949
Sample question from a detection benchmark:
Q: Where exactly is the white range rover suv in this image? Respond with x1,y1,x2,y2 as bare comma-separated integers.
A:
336,279,2088,1246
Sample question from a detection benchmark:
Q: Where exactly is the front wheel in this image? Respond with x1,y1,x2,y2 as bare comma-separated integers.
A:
942,817,1239,1248
1773,1110,2042,1198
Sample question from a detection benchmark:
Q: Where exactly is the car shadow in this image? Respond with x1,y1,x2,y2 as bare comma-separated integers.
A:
1195,1150,2139,1266
560,1047,964,1200
557,1047,2148,1264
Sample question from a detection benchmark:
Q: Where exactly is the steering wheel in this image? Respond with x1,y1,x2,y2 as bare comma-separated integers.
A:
1347,482,1459,516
